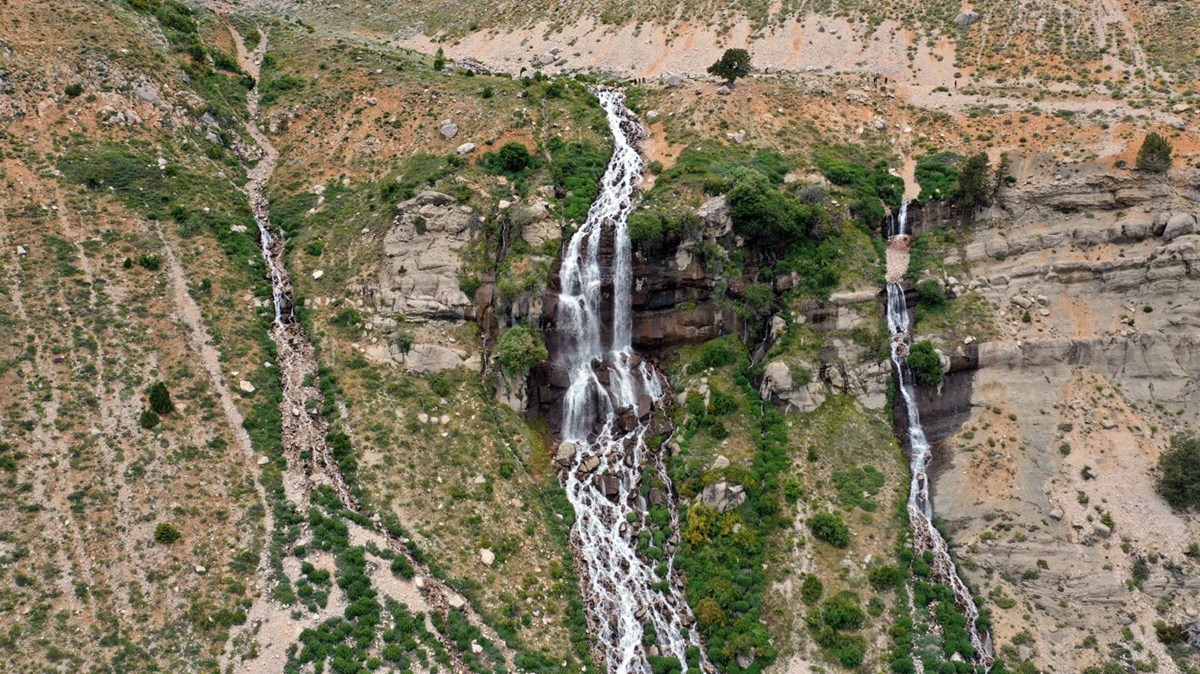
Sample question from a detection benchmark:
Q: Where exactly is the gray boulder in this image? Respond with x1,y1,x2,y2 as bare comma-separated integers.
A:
439,121,458,140
697,481,746,512
955,10,981,26
1162,213,1197,242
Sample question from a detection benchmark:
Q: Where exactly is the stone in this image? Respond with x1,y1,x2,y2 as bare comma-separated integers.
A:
697,195,732,237
873,118,887,130
447,594,466,609
716,85,731,95
15,245,27,256
439,121,459,140
711,455,730,470
471,642,483,654
955,10,982,26
1101,419,1116,429
1010,295,1034,309
646,110,660,120
414,576,425,589
365,97,378,105
555,441,577,466
725,129,746,144
456,142,476,154
479,548,495,566
1093,522,1112,538
238,380,256,394
579,456,601,474
697,481,746,512
1162,213,1197,242
770,315,787,339
401,343,468,374
664,74,683,87
311,270,324,280
1049,508,1064,521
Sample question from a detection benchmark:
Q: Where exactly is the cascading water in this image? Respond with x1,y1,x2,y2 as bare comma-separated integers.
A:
555,89,708,674
885,205,992,669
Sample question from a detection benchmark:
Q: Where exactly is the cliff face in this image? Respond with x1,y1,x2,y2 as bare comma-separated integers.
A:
913,163,1200,673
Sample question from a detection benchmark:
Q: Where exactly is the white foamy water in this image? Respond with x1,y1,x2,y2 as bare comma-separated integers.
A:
555,88,707,674
885,205,992,669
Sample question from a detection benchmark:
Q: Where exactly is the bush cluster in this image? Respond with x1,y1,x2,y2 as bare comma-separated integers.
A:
808,511,851,548
907,340,943,387
493,324,548,379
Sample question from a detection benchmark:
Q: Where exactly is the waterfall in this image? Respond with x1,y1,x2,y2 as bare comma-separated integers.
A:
885,205,992,668
555,89,707,674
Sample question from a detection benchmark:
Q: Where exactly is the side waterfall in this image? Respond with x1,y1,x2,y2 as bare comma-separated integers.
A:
885,205,993,669
554,89,708,674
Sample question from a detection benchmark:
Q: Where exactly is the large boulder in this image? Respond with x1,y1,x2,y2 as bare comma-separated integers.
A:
697,195,732,238
760,360,824,413
697,481,745,512
1162,213,1197,242
378,191,477,319
954,10,981,26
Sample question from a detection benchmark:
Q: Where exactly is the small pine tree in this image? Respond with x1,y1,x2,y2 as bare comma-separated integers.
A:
154,523,182,545
147,381,174,415
707,48,751,86
432,47,445,72
139,409,160,429
1135,132,1173,172
958,152,992,211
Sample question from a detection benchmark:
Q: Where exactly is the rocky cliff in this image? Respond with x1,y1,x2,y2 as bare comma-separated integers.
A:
912,163,1200,673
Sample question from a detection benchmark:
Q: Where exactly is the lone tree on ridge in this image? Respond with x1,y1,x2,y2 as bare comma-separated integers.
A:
708,48,751,86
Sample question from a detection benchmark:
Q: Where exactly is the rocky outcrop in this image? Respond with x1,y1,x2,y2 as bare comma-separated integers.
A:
378,191,478,320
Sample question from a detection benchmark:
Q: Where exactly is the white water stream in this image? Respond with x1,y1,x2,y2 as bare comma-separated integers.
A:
555,89,707,674
886,205,992,669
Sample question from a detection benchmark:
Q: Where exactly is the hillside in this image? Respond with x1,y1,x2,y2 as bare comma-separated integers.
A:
1,0,1198,674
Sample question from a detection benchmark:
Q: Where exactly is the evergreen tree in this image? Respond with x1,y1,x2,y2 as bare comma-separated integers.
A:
147,381,174,415
1135,132,1173,172
1157,432,1200,510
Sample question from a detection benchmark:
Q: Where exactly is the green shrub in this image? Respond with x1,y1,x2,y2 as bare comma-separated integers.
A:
809,512,850,548
482,142,534,176
64,83,84,98
727,167,819,248
329,307,362,331
138,254,162,270
691,336,742,371
821,591,865,631
914,153,961,202
547,137,610,223
907,340,943,387
395,330,414,354
915,279,946,309
1136,132,1173,172
831,464,885,511
147,381,175,415
493,324,548,378
868,564,904,591
139,410,160,429
154,523,182,545
1156,432,1200,510
800,574,824,604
